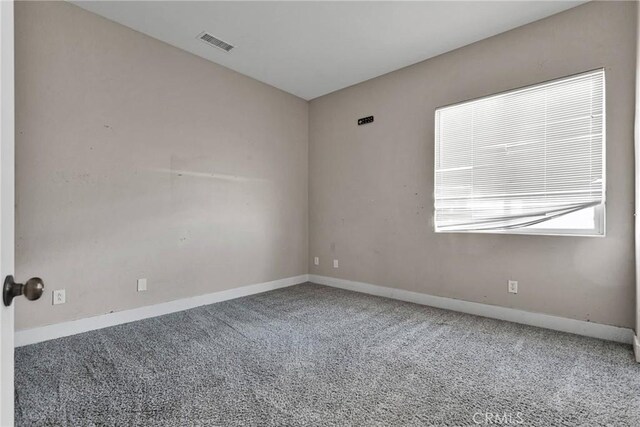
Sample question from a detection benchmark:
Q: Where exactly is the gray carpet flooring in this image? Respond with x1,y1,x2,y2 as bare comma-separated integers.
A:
15,283,640,426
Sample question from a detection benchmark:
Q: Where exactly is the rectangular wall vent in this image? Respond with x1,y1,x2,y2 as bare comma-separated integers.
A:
197,31,234,52
358,116,374,126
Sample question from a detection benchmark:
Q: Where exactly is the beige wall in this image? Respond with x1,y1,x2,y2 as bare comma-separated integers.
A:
14,1,308,330
309,1,637,328
14,1,637,331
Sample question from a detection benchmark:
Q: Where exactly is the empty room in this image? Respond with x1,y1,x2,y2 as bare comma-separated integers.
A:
1,0,639,426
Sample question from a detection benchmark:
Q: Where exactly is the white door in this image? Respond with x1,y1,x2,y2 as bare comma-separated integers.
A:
0,1,15,425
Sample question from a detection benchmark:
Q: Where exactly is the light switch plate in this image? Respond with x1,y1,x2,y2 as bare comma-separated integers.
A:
314,257,319,266
333,259,339,268
508,280,518,294
137,278,147,292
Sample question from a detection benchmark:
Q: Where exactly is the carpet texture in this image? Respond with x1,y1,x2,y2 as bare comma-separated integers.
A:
15,283,640,426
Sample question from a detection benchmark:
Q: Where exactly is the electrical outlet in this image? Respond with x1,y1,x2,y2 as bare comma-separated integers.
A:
137,278,147,292
333,259,339,268
53,289,66,305
314,257,319,266
508,280,518,294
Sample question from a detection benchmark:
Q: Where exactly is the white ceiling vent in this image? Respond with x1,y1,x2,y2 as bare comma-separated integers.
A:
197,31,234,52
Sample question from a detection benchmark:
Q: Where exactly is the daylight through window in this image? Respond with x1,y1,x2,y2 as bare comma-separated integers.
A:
434,69,605,236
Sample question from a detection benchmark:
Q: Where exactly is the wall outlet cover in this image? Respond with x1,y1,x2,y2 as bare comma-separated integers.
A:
508,280,518,294
314,257,320,266
137,278,147,292
53,289,66,305
333,259,339,268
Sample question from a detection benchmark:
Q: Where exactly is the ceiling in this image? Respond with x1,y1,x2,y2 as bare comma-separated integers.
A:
72,1,585,100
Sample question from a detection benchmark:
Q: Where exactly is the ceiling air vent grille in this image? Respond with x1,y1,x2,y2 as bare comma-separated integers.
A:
197,32,234,52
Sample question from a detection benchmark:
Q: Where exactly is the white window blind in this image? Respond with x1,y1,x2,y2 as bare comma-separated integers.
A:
434,69,605,234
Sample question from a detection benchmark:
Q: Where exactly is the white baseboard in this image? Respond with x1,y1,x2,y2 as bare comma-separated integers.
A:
16,273,635,349
15,274,309,347
310,274,635,345
634,335,640,362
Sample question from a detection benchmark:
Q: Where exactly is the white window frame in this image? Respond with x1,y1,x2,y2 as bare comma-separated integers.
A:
433,69,606,237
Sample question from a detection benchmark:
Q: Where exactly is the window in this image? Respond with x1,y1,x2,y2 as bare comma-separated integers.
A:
434,69,605,236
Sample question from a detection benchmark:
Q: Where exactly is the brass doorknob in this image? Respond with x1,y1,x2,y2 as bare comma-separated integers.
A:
3,275,44,306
